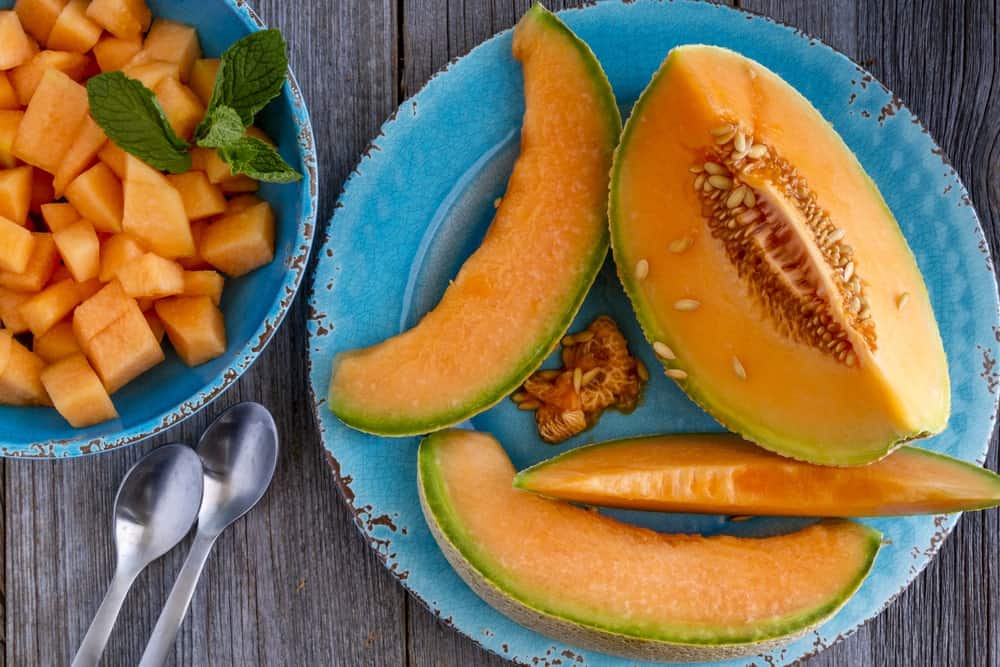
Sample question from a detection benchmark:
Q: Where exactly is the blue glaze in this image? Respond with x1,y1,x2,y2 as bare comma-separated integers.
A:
308,1,997,665
0,0,317,458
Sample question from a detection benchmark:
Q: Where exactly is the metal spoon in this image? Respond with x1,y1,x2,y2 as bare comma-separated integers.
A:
72,444,204,667
139,402,279,667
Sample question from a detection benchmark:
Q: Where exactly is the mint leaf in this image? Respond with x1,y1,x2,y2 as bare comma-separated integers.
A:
87,72,191,174
202,30,288,129
196,105,245,148
218,137,301,183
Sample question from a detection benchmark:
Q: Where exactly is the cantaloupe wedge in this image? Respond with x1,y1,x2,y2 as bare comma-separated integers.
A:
153,76,204,140
135,18,200,81
9,50,90,105
120,58,177,89
18,277,82,337
32,319,80,362
97,140,126,178
199,201,274,277
0,329,49,405
52,114,106,196
0,215,34,273
218,174,258,194
85,0,150,40
92,34,141,72
40,201,78,230
116,251,184,299
0,231,57,291
12,68,88,173
122,154,194,257
84,296,164,392
189,58,218,105
419,429,880,661
65,162,123,232
13,0,67,44
98,232,144,282
41,353,117,426
0,286,32,333
0,164,32,224
52,219,99,281
46,0,102,53
166,170,225,220
154,295,225,366
515,434,1000,516
0,11,36,71
182,270,223,305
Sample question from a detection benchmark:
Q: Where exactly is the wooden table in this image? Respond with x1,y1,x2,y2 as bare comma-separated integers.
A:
3,1,997,665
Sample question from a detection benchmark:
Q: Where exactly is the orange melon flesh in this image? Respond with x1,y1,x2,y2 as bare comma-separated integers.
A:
419,429,880,659
609,45,948,465
515,434,1000,516
329,6,620,435
40,352,117,427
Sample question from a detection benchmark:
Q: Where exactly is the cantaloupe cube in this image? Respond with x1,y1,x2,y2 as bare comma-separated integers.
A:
190,146,231,183
65,162,122,233
13,0,67,44
97,141,126,179
76,277,102,301
98,232,144,281
219,174,259,194
189,58,218,106
135,296,153,311
177,219,210,270
0,215,34,273
53,219,99,281
153,77,203,141
40,201,78,231
123,154,194,258
154,295,225,366
224,194,264,216
85,0,150,40
18,276,81,336
29,167,53,214
12,68,88,173
32,318,79,362
0,287,31,333
0,329,49,405
53,114,106,196
116,252,184,298
41,353,117,425
144,309,164,342
0,72,17,110
0,165,32,224
0,11,36,71
0,110,23,169
182,270,223,306
166,171,225,220
121,59,178,89
86,297,164,392
46,0,102,53
199,202,275,277
135,19,200,82
0,231,57,291
92,34,141,72
72,278,129,345
10,50,90,105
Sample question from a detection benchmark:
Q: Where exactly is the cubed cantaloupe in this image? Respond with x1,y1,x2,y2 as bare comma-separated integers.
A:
29,167,53,215
72,278,129,345
0,11,36,71
53,114,106,195
182,269,223,305
0,110,23,168
85,0,150,40
65,162,122,232
200,201,275,277
46,0,102,53
0,165,32,224
123,154,194,257
219,174,258,194
32,318,78,362
75,277,102,301
116,251,184,298
177,219,210,269
10,50,90,105
18,276,81,336
190,146,231,183
189,58,218,106
98,232,144,282
40,201,78,231
154,295,225,366
92,34,141,72
0,231,56,291
97,140,126,179
0,72,18,110
144,308,164,342
135,18,200,81
135,296,153,311
121,58,178,89
0,215,34,273
53,219,99,281
0,287,31,333
12,68,88,173
86,297,164,392
166,170,225,220
0,329,49,405
153,76,203,140
49,264,71,282
224,194,264,215
41,353,117,425
13,0,67,43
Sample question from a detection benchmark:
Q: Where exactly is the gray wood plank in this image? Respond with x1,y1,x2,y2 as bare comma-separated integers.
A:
3,1,407,666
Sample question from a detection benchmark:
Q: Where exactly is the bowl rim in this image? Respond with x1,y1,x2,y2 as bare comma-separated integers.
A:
0,0,318,458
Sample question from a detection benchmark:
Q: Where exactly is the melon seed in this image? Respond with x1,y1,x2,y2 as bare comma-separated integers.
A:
653,341,675,359
518,400,541,411
573,367,583,392
708,175,732,190
897,292,911,310
636,359,649,382
673,299,701,311
703,161,725,175
665,368,688,380
732,356,747,380
710,124,735,137
669,237,693,253
634,259,649,280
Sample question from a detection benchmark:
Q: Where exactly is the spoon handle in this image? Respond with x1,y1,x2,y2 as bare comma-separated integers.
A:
71,567,139,667
139,531,217,667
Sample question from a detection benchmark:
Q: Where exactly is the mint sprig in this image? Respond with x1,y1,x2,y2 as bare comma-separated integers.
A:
196,106,245,148
218,137,302,183
198,30,289,129
87,72,191,174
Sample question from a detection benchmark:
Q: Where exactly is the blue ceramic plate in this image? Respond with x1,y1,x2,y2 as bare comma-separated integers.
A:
308,1,998,665
0,0,317,457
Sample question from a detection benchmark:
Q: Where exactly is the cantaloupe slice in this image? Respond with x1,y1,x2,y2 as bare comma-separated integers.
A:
135,18,200,81
98,232,144,282
0,72,18,110
52,114,106,196
97,140,126,178
154,295,225,366
72,279,127,344
0,287,32,333
328,6,620,435
65,161,123,232
9,50,90,105
33,318,80,362
0,231,57,291
123,154,194,257
419,429,881,661
189,58,218,105
223,194,262,215
0,11,36,71
18,277,82,336
0,165,32,224
52,219,99,281
40,201,78,231
46,0,102,53
166,170,225,220
84,296,164,392
116,251,184,299
0,329,50,405
12,68,88,173
85,0,150,40
13,0,67,43
199,201,274,277
92,34,142,72
0,215,33,273
153,76,204,140
41,353,118,426
218,174,258,194
181,269,223,305
120,58,178,89
515,434,1000,516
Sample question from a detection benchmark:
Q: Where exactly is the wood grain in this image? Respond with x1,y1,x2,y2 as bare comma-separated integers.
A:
4,1,999,665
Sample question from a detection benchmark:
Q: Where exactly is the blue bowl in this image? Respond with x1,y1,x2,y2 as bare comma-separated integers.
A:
0,0,317,457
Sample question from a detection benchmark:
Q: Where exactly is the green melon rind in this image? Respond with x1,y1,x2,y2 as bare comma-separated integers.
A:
607,45,947,466
329,3,622,437
513,434,1000,514
418,430,883,661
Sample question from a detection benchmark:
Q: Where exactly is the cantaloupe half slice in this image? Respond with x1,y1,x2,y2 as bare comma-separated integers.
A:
514,434,1000,516
609,45,949,465
419,429,880,661
327,4,620,436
